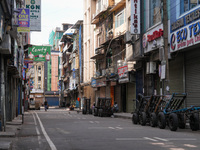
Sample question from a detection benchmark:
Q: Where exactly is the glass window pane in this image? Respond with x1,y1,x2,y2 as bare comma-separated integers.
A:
150,0,162,27
190,0,198,9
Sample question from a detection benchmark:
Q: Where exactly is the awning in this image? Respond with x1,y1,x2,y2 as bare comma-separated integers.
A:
90,54,104,59
110,0,126,12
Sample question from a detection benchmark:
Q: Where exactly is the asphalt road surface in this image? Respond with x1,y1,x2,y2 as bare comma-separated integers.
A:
13,108,200,150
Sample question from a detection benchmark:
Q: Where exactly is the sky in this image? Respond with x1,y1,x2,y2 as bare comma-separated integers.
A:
30,0,83,45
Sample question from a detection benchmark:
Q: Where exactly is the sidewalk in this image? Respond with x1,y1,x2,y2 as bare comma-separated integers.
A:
0,115,22,150
113,112,132,119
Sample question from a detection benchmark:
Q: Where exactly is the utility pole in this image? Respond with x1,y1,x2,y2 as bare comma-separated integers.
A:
163,0,170,95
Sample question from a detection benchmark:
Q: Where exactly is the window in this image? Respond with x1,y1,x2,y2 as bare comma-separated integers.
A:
115,10,125,28
38,77,41,81
181,0,200,15
150,0,162,27
98,0,101,11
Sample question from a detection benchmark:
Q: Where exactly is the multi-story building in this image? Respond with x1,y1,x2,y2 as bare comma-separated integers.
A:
0,0,26,131
83,0,96,103
45,27,65,106
169,0,200,107
30,62,45,108
88,0,136,112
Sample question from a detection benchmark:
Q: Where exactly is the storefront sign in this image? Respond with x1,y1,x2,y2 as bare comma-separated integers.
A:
170,18,200,52
17,8,30,32
91,78,106,87
131,0,140,34
118,76,129,83
143,24,164,53
143,34,147,48
147,29,163,42
118,65,128,78
91,78,96,87
170,6,200,52
96,78,106,87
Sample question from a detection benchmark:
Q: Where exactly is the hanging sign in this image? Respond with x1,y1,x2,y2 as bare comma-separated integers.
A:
17,8,30,32
25,0,41,31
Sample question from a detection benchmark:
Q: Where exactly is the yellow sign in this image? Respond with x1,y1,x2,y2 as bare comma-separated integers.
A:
17,27,30,32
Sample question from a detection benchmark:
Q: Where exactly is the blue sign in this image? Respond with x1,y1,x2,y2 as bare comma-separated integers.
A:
18,8,30,28
91,78,96,87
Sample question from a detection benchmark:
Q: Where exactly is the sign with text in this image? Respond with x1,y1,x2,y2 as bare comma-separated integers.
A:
25,0,41,31
118,65,128,78
170,6,200,52
17,8,30,32
28,46,51,61
131,0,140,34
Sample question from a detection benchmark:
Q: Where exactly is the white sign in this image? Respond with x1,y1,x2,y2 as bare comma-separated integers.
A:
131,0,140,34
25,0,41,31
118,65,128,78
170,18,200,52
143,24,164,53
161,64,166,80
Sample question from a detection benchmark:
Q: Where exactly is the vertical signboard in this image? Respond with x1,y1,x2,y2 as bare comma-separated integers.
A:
131,0,140,34
28,46,51,61
25,0,41,31
17,8,30,32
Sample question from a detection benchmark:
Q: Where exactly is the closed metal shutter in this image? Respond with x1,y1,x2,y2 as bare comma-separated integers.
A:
46,97,59,106
185,49,200,107
126,83,136,113
169,53,184,93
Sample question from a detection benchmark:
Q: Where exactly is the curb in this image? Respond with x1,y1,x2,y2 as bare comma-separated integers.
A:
0,132,16,138
113,114,132,119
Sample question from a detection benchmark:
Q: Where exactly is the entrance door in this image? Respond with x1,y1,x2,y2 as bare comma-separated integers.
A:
121,84,126,112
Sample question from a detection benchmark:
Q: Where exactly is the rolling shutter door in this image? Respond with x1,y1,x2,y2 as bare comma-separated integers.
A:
185,49,200,107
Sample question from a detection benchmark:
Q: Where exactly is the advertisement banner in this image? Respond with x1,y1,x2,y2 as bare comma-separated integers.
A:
17,8,30,32
28,46,51,61
25,0,41,31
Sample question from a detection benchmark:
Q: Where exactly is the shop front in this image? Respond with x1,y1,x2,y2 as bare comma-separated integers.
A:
118,63,136,113
142,23,164,96
170,7,200,106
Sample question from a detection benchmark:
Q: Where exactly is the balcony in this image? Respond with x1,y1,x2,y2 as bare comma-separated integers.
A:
110,0,126,13
91,4,109,24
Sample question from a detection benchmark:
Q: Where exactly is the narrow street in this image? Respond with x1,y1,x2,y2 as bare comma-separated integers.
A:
13,108,200,150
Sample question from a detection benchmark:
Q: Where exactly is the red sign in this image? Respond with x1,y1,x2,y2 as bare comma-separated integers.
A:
147,29,163,42
118,65,128,78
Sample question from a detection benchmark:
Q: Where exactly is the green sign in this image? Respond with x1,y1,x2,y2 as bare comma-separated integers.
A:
28,46,51,61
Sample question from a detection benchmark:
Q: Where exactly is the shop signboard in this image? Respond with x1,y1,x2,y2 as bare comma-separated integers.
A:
170,6,200,52
131,0,140,34
28,46,51,61
143,23,164,53
118,65,128,78
17,8,30,32
91,78,97,87
25,0,41,31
